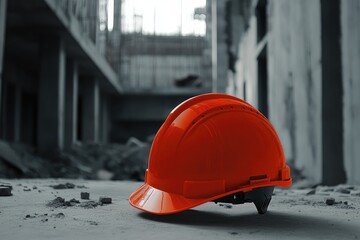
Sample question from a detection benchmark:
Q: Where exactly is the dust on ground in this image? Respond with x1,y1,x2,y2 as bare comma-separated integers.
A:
1,179,360,240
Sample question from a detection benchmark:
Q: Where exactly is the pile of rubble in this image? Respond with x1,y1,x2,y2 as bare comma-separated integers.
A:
0,137,151,181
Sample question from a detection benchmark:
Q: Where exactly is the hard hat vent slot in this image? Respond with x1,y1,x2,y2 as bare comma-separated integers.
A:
249,174,269,184
249,174,267,180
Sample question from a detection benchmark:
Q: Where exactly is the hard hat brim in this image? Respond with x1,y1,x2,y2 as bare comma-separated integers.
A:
129,177,292,215
129,183,209,215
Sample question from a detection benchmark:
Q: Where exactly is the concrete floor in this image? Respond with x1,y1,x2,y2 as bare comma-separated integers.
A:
1,179,360,240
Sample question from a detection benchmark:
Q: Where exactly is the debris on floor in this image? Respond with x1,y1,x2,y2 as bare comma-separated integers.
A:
1,179,359,240
50,183,78,189
24,212,65,221
0,185,12,196
79,201,101,209
99,197,112,204
53,213,65,218
326,197,336,205
0,138,150,181
81,192,90,200
47,195,112,209
47,197,66,208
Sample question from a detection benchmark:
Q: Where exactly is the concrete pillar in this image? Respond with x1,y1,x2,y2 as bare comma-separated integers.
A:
0,0,7,136
37,37,66,155
82,77,100,143
14,86,22,142
99,93,109,143
64,60,78,149
321,0,346,185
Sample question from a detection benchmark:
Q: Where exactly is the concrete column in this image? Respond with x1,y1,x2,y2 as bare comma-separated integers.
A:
82,77,100,143
321,0,346,185
37,37,66,155
14,86,22,142
0,0,7,136
99,93,109,143
64,60,78,149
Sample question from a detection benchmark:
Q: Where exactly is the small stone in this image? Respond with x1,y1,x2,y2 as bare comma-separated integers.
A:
0,186,12,196
32,186,38,190
52,213,65,218
51,183,75,189
23,188,31,192
47,197,65,208
51,184,66,189
0,184,12,190
81,192,90,200
326,197,335,205
88,221,98,226
69,198,80,204
65,183,75,189
99,197,112,204
344,201,348,205
79,201,100,208
64,201,72,207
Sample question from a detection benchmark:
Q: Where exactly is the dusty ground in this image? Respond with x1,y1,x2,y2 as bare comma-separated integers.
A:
1,179,360,240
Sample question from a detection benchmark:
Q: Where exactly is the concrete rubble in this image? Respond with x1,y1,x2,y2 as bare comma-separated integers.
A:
0,137,150,181
81,192,90,200
0,179,359,240
0,186,12,196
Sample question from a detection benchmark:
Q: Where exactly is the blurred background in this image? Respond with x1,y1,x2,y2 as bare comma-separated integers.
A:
0,0,359,186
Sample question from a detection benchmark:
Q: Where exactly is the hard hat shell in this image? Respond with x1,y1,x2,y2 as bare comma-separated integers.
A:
129,93,291,215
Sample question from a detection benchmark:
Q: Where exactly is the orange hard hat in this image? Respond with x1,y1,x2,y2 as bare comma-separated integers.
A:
129,93,291,215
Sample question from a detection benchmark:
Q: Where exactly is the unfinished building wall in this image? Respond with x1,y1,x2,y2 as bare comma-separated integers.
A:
233,14,257,106
268,1,322,183
228,0,323,183
342,0,360,184
122,55,203,88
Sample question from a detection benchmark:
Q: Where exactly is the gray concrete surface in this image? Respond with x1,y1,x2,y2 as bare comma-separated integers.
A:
221,0,360,185
0,179,359,240
342,0,360,184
